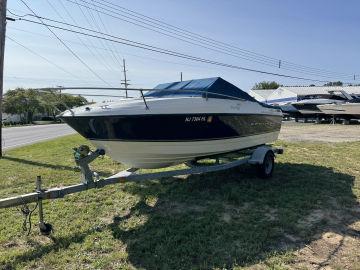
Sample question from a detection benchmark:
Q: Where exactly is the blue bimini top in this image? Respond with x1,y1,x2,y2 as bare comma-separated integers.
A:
145,77,257,102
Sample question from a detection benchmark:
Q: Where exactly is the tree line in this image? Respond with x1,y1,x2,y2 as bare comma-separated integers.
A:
2,88,88,123
252,80,360,90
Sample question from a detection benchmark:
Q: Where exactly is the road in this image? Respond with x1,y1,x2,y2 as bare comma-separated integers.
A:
2,124,76,150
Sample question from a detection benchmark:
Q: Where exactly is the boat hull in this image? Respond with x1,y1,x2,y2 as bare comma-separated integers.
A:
317,103,360,119
61,97,282,168
63,113,281,168
89,131,280,168
63,114,281,141
291,103,325,115
279,104,302,118
291,98,346,117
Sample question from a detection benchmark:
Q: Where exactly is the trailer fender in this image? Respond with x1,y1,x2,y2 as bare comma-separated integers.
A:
248,146,274,165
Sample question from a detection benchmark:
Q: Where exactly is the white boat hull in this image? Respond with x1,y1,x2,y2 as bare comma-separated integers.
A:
90,131,280,168
317,103,360,118
291,99,342,115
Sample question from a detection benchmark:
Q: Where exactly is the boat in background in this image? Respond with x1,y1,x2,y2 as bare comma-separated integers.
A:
60,77,282,169
279,103,302,118
317,97,360,120
290,92,348,118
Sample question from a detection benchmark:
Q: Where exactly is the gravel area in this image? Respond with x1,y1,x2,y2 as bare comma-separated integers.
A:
279,121,360,142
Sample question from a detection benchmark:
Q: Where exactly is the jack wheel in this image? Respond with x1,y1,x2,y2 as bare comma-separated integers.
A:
256,151,274,179
39,223,53,235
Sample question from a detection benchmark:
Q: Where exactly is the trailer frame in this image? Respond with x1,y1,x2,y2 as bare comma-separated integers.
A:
0,145,283,235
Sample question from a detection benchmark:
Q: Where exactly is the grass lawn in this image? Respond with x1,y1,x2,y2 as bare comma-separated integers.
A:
0,135,360,269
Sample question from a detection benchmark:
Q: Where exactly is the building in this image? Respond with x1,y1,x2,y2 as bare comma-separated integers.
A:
2,113,21,124
252,86,360,105
2,112,49,124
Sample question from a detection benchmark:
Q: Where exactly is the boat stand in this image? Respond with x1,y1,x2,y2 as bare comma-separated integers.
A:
0,145,283,235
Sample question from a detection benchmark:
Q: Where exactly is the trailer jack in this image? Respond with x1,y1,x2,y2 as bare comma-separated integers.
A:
1,147,106,235
36,176,53,235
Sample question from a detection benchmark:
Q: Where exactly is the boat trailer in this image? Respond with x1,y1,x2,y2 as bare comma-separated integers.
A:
0,145,283,235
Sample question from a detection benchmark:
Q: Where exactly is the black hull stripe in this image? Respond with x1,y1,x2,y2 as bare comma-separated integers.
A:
62,113,281,118
88,131,278,142
62,114,282,141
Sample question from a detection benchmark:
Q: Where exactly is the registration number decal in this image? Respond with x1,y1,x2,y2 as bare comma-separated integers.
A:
185,116,213,123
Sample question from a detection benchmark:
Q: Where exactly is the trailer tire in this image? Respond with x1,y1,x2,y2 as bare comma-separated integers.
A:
256,151,274,179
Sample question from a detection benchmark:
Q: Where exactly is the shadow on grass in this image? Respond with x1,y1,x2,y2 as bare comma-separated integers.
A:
2,162,359,269
111,162,360,269
1,156,113,178
2,156,77,171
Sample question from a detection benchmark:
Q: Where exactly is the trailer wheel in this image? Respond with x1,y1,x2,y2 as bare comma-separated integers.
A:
256,151,274,178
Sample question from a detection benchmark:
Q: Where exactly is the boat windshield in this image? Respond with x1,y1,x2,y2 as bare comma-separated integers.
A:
144,77,257,101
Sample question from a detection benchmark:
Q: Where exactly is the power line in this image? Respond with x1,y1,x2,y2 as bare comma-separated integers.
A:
50,0,116,74
76,0,282,67
67,0,358,80
65,0,281,69
96,0,284,63
96,0,358,78
86,0,124,66
15,16,341,83
19,0,112,86
8,26,214,72
10,6,358,80
6,35,83,80
72,0,123,70
4,74,120,84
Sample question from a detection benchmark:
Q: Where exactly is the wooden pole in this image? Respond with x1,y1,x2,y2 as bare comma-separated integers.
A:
0,0,8,158
122,58,129,98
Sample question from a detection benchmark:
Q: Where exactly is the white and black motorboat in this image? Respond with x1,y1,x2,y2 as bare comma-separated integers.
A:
291,95,347,117
60,77,282,169
317,98,360,119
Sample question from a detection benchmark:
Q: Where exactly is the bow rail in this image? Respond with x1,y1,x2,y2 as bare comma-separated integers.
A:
35,86,248,110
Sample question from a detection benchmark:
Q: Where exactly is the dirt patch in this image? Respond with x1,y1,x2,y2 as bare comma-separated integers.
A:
264,207,278,222
279,122,360,142
156,201,208,215
221,212,232,223
293,231,360,270
285,205,360,269
297,209,326,229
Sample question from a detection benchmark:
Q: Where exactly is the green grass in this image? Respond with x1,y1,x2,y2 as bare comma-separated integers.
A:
0,135,360,269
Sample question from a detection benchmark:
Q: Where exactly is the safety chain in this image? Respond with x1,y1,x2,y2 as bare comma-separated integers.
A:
19,202,38,236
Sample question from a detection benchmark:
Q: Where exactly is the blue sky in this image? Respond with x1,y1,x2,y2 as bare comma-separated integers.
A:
5,0,360,100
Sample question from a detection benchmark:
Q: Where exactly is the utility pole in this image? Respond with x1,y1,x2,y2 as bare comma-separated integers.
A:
0,0,8,158
180,72,183,82
121,59,130,98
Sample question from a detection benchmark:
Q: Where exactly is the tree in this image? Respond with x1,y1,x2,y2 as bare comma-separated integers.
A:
252,81,282,90
3,88,88,123
3,88,42,123
37,90,87,117
323,81,343,86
